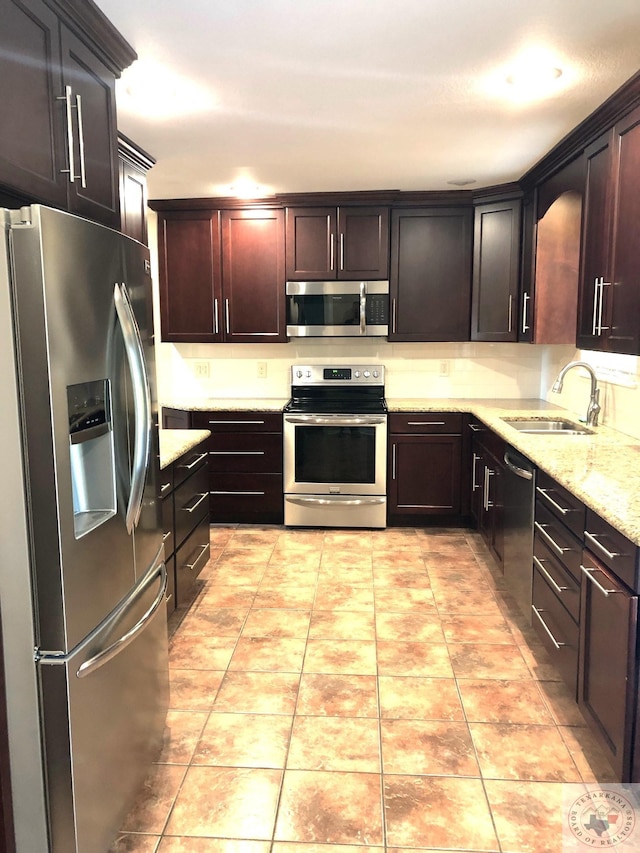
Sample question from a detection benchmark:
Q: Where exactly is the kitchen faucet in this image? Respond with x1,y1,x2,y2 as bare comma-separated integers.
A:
551,361,601,426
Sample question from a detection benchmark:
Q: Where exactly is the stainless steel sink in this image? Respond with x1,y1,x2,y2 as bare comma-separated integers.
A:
503,418,592,435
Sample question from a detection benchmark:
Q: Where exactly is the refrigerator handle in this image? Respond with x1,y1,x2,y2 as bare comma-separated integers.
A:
76,552,167,679
114,282,152,533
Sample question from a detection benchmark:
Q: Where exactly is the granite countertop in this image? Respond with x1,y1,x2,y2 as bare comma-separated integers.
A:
164,397,289,413
159,429,210,469
388,397,640,547
159,395,640,546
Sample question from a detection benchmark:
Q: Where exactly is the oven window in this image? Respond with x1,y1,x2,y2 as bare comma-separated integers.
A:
294,425,376,484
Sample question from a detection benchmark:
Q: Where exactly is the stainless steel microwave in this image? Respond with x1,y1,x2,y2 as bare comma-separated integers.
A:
286,280,389,337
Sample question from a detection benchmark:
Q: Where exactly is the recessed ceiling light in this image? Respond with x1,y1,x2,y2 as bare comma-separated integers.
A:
117,59,216,119
447,179,477,187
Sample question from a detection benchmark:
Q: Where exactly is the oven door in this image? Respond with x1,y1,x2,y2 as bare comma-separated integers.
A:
283,413,387,496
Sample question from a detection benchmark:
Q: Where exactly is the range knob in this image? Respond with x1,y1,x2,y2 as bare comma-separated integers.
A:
295,369,303,378
306,370,312,378
354,370,361,378
363,370,371,378
372,370,379,378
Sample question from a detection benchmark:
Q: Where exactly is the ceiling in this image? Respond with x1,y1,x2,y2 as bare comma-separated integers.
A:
96,0,640,201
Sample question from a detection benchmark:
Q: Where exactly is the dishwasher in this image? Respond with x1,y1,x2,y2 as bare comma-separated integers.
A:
502,446,537,620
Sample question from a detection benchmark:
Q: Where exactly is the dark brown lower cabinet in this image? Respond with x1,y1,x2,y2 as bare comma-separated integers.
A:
579,548,638,781
468,419,505,569
159,438,210,611
388,414,462,520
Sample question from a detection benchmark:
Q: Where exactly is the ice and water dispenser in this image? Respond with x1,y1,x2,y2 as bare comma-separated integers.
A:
67,379,116,538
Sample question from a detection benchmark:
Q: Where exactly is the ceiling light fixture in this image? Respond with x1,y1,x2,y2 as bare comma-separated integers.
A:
447,179,477,187
506,65,562,88
117,59,216,120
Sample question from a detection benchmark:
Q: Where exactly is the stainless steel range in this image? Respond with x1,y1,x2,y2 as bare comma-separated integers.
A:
283,364,387,528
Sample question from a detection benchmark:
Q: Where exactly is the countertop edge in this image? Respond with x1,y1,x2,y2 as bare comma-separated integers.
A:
159,429,211,469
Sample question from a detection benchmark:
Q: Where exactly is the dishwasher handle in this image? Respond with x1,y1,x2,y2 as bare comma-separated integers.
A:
504,451,534,480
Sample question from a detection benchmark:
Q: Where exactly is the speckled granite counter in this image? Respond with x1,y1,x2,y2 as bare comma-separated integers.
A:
159,429,210,469
164,398,289,413
388,397,640,547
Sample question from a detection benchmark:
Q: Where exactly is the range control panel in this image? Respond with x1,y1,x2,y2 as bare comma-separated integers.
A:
291,364,384,386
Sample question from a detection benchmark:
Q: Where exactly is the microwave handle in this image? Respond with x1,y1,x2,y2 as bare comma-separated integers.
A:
360,281,367,335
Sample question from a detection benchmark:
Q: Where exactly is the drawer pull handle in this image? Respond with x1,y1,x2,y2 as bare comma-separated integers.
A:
208,419,266,425
580,565,621,597
162,531,171,542
468,423,483,432
210,490,266,496
209,451,265,456
181,492,209,514
406,421,446,426
184,543,209,572
179,452,208,470
533,555,568,594
536,487,575,516
160,482,172,494
531,605,565,649
584,531,622,562
534,521,570,557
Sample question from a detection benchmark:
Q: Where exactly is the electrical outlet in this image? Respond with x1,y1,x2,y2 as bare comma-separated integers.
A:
192,360,210,379
439,360,450,377
257,361,268,379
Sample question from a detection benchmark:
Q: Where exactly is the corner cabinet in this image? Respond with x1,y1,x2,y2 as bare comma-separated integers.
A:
285,206,389,280
471,198,521,342
577,105,640,354
388,207,472,341
0,0,134,228
156,207,286,343
388,414,463,520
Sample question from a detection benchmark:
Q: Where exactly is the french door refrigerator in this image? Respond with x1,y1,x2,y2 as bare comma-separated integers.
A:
0,205,169,852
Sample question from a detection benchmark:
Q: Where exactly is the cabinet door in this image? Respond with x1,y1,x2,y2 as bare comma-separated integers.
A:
471,199,521,341
579,550,638,781
608,106,640,355
119,159,148,244
0,0,67,208
389,207,472,341
389,434,461,515
285,207,336,279
221,208,286,342
576,130,613,350
337,207,389,279
518,191,536,343
158,211,221,342
60,25,119,228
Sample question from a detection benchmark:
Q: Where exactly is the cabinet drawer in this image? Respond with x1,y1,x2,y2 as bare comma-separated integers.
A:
208,433,283,473
532,567,580,696
161,493,174,559
192,411,282,433
533,534,581,624
209,473,283,519
158,466,174,498
175,516,210,607
173,448,209,489
584,509,640,592
389,413,462,434
534,501,583,582
174,462,210,550
536,470,585,539
468,418,504,459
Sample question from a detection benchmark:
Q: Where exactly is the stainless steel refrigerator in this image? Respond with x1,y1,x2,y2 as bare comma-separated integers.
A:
0,205,169,852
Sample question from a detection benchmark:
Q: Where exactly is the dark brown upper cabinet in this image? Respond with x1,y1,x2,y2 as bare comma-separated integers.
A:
471,198,521,342
388,207,472,341
519,157,584,344
158,210,221,343
0,0,133,229
577,105,640,354
157,207,287,344
118,134,155,245
220,208,286,343
285,206,389,280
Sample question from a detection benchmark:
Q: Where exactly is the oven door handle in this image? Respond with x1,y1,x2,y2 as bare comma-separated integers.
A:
360,281,367,335
284,415,386,426
286,496,386,507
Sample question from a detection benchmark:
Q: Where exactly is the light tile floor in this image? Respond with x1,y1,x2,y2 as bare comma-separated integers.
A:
110,525,617,853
